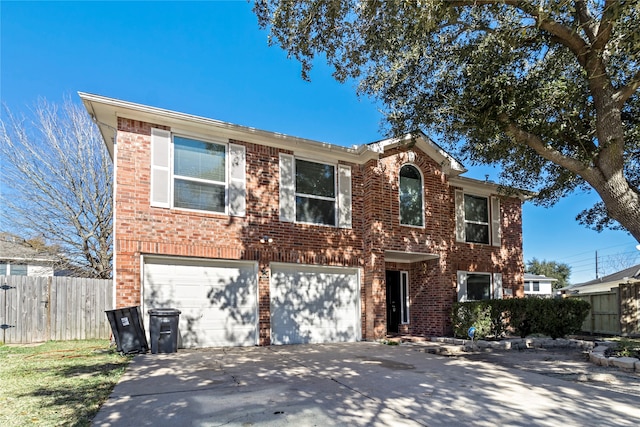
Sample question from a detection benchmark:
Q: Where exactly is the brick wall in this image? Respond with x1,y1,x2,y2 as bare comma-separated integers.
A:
114,118,524,344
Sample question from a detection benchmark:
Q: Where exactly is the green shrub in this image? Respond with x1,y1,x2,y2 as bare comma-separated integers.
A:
452,298,590,339
452,301,496,339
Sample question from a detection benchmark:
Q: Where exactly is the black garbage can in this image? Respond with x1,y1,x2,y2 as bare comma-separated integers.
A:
148,308,181,354
105,306,149,354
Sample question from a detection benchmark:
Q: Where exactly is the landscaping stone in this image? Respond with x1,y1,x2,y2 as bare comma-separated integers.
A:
420,336,640,373
611,357,638,371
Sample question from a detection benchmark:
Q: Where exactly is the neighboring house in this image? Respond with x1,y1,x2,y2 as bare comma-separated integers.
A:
0,234,56,277
562,264,640,295
523,273,557,298
81,92,526,348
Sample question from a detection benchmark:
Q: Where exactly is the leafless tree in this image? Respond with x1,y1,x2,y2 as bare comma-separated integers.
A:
0,98,112,278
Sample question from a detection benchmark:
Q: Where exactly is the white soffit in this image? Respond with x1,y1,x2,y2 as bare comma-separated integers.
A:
78,92,379,163
385,250,440,264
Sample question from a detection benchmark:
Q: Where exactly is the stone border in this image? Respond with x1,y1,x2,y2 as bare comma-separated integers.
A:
394,336,640,373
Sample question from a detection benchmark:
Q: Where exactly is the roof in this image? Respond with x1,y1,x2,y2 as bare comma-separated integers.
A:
524,273,558,282
79,92,529,198
0,235,57,263
368,131,467,175
78,92,466,171
571,263,640,288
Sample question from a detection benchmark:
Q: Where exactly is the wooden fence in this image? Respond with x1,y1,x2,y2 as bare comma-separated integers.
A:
0,276,113,344
569,283,640,336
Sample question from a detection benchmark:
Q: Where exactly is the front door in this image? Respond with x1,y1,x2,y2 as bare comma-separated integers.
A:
386,270,401,334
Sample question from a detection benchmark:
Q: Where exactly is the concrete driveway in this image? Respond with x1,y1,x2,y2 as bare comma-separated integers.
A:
92,342,640,427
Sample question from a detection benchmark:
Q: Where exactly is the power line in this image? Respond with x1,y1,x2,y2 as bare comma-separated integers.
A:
551,242,634,263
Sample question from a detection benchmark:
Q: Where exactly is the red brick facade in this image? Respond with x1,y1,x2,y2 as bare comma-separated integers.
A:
111,113,524,345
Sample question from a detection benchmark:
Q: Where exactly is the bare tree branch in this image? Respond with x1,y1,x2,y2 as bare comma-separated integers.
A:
0,98,113,278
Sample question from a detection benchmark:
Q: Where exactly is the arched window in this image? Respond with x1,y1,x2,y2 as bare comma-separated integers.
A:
399,164,423,226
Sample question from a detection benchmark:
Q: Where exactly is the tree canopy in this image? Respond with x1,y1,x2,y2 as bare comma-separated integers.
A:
526,257,571,289
255,0,640,242
0,99,113,278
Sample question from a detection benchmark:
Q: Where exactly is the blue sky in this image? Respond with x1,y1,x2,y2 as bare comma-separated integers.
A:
2,1,638,283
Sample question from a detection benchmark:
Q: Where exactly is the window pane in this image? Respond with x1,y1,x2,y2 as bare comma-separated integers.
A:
11,264,28,276
465,223,489,244
524,281,530,292
464,194,488,223
401,273,409,324
175,179,225,212
467,274,491,300
174,137,226,182
399,165,423,226
533,281,540,292
296,159,335,198
296,196,336,225
0,262,6,275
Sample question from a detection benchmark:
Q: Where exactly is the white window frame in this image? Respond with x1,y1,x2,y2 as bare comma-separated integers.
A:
455,190,501,247
150,128,245,217
172,135,229,214
463,194,490,244
400,271,410,324
457,271,503,302
294,157,338,227
0,262,28,276
398,164,425,228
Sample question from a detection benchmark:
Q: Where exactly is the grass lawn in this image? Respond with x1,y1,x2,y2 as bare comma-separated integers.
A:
0,340,131,427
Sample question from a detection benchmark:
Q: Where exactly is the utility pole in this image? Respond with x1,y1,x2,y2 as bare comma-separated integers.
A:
595,250,599,279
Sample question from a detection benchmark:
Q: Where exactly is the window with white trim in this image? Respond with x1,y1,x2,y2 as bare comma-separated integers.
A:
457,271,503,302
399,164,424,227
150,129,246,216
0,262,27,276
295,159,336,226
464,194,489,243
455,191,501,246
279,154,352,228
173,136,226,212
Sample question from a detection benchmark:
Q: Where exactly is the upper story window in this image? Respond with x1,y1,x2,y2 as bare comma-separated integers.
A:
464,194,489,243
279,154,352,228
173,136,226,212
150,129,246,217
399,164,424,227
455,190,501,247
295,159,336,226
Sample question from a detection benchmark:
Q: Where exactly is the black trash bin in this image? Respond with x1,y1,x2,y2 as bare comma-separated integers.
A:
105,306,149,354
148,308,181,354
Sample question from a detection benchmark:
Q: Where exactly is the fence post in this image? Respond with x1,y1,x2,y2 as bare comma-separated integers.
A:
46,276,52,341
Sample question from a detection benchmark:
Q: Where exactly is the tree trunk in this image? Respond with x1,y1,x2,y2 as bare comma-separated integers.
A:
589,169,640,243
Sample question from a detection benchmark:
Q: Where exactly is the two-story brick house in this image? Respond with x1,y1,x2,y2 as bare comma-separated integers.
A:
81,92,525,348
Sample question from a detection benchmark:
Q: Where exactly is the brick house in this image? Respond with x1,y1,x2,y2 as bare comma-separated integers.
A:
81,92,525,348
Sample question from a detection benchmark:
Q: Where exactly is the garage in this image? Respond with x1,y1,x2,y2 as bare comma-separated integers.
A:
270,264,361,345
142,256,258,348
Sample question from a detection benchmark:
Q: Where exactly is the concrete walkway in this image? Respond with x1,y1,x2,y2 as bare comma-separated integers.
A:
92,342,640,427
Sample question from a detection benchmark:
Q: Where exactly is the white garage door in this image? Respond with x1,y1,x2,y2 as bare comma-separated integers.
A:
270,264,361,345
143,257,258,348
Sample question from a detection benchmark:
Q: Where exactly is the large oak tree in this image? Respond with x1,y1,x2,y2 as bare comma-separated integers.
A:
255,0,640,242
